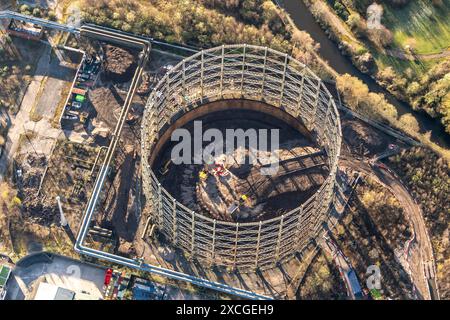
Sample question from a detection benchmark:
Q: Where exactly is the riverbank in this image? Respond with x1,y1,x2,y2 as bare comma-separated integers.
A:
277,0,449,160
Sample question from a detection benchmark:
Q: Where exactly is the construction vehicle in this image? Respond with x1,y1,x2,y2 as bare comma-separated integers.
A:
62,112,78,121
71,101,83,110
199,170,208,180
74,94,86,103
227,194,248,215
79,111,89,124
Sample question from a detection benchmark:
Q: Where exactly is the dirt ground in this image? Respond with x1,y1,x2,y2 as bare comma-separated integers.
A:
12,137,103,252
340,114,406,157
331,178,415,299
102,44,136,83
41,140,103,230
84,50,177,252
88,86,123,129
154,108,328,222
0,34,45,113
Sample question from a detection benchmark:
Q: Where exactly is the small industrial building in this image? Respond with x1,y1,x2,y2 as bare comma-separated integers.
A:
34,282,75,300
131,277,165,300
34,282,99,300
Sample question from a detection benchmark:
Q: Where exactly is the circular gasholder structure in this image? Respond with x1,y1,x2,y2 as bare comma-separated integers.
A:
141,44,341,270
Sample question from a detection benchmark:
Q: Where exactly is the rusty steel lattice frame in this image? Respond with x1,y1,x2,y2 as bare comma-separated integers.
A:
141,44,342,270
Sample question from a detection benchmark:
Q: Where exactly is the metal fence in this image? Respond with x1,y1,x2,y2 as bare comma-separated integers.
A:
141,44,342,270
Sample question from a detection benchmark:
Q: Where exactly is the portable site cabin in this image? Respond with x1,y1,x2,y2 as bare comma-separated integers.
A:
72,88,87,103
72,87,87,96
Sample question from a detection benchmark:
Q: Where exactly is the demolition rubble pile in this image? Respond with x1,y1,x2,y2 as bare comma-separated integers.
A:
192,144,327,222
19,154,58,225
343,120,385,155
103,44,135,83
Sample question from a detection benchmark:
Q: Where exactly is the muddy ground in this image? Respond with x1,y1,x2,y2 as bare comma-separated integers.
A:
153,108,328,222
86,50,183,251
340,113,407,157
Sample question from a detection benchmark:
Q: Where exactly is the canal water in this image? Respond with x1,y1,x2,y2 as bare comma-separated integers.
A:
280,0,449,147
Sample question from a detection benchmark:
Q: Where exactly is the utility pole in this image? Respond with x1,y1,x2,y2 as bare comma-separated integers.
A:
56,195,68,227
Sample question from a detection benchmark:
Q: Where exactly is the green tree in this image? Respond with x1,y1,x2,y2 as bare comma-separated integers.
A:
336,73,369,110
399,113,420,133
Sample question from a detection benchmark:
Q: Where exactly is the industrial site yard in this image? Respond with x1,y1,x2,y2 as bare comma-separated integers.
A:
0,3,446,301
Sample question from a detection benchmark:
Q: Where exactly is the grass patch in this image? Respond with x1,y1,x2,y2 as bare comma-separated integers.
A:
373,51,440,77
382,0,450,54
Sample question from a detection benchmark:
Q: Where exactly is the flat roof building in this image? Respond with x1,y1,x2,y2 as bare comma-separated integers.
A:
34,282,75,300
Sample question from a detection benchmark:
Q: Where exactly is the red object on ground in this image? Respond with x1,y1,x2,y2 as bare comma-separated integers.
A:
388,144,397,150
213,164,229,176
376,162,388,170
72,87,87,96
104,268,113,285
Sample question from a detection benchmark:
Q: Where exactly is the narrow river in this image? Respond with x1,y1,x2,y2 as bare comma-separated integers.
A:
280,0,449,148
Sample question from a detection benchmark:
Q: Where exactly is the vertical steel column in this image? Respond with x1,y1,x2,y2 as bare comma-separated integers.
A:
310,191,321,232
200,51,204,103
296,70,306,118
275,215,285,260
220,45,225,96
310,79,322,129
260,47,268,100
165,75,171,124
157,183,163,228
295,205,304,245
190,212,196,256
211,219,216,264
233,223,239,266
172,198,177,244
182,59,187,110
320,99,333,145
278,54,288,107
240,44,247,96
255,221,262,268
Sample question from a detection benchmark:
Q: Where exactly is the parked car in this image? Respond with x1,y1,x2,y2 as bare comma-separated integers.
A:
62,112,78,121
104,268,113,286
71,101,83,110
